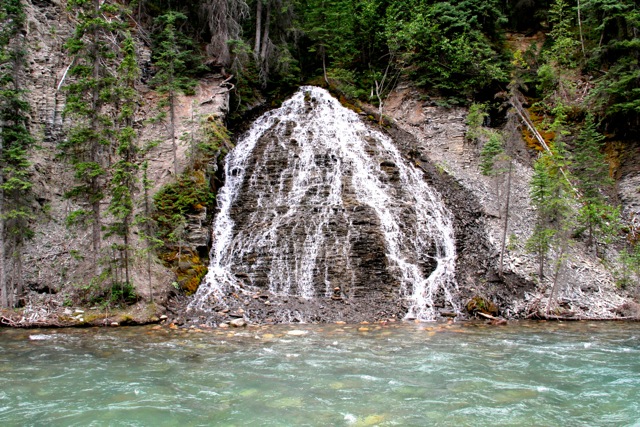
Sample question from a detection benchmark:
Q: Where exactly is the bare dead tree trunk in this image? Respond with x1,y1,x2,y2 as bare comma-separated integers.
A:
373,62,389,125
577,0,586,58
259,0,271,73
546,240,567,315
0,133,6,308
499,161,512,276
254,0,262,58
322,46,328,85
169,88,177,176
124,219,130,286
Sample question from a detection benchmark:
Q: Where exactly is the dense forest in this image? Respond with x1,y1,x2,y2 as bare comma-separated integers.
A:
0,0,639,314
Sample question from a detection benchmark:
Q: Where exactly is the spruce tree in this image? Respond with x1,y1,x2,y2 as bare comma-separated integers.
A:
572,114,618,255
150,11,201,176
527,141,574,312
63,0,124,274
0,0,34,308
479,131,513,276
106,35,139,295
134,161,163,303
300,0,357,83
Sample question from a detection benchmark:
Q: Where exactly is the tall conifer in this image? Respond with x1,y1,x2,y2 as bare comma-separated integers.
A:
572,114,618,254
0,0,34,307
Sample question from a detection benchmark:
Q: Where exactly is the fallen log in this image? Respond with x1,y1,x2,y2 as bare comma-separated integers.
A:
477,312,508,325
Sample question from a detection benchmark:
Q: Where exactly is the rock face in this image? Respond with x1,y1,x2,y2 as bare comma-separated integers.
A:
191,87,459,322
18,1,229,306
186,85,637,325
383,83,633,319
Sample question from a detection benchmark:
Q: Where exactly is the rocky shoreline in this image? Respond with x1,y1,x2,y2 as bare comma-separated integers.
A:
3,291,639,329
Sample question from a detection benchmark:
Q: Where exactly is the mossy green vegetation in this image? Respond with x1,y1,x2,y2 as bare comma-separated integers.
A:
152,117,230,295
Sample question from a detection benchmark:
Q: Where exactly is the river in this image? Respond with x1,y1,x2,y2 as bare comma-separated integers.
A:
1,321,639,426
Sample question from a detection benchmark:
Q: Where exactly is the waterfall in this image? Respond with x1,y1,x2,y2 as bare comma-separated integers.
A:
190,86,458,321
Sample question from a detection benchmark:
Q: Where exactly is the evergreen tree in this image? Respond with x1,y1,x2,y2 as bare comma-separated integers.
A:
526,141,574,312
572,114,618,254
134,161,163,303
527,155,556,282
0,0,34,308
384,0,508,96
479,131,512,276
300,0,357,84
106,35,139,294
252,0,297,85
547,0,581,67
62,0,124,274
150,11,202,176
479,132,504,177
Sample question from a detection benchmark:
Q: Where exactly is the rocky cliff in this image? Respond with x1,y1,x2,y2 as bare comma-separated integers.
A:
3,1,638,327
10,0,229,324
384,83,636,319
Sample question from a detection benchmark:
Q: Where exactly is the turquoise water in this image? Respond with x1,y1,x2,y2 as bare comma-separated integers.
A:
0,321,639,426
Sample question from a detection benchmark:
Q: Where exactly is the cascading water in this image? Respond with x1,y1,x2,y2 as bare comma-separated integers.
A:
190,86,458,321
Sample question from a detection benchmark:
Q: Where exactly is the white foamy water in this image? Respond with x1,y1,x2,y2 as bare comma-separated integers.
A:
190,86,457,320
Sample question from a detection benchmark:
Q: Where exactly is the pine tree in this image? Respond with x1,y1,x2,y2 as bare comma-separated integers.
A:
572,114,618,255
252,0,297,86
479,132,504,176
106,35,139,296
62,0,124,274
300,0,357,83
526,141,574,312
150,11,202,176
134,161,163,303
547,0,581,67
479,131,513,276
0,0,34,308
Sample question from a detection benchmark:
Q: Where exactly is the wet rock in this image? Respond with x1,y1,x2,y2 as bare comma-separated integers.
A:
230,318,247,327
439,310,457,318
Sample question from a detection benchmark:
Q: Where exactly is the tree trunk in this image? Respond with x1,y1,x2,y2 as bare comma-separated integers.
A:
124,218,130,286
499,161,512,276
13,246,23,307
538,246,545,283
143,165,153,303
322,46,328,85
169,88,177,176
0,135,6,308
90,0,102,274
546,241,566,315
92,194,101,273
254,0,262,58
577,0,586,58
259,1,271,67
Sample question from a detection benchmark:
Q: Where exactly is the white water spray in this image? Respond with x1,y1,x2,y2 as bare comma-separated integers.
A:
190,87,458,320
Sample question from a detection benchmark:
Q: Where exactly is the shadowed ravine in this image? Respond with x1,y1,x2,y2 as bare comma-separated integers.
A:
189,87,459,322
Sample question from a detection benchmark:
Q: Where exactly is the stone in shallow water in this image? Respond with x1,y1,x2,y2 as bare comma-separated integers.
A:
268,396,304,408
239,388,258,397
230,318,247,327
287,329,309,336
354,414,387,426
